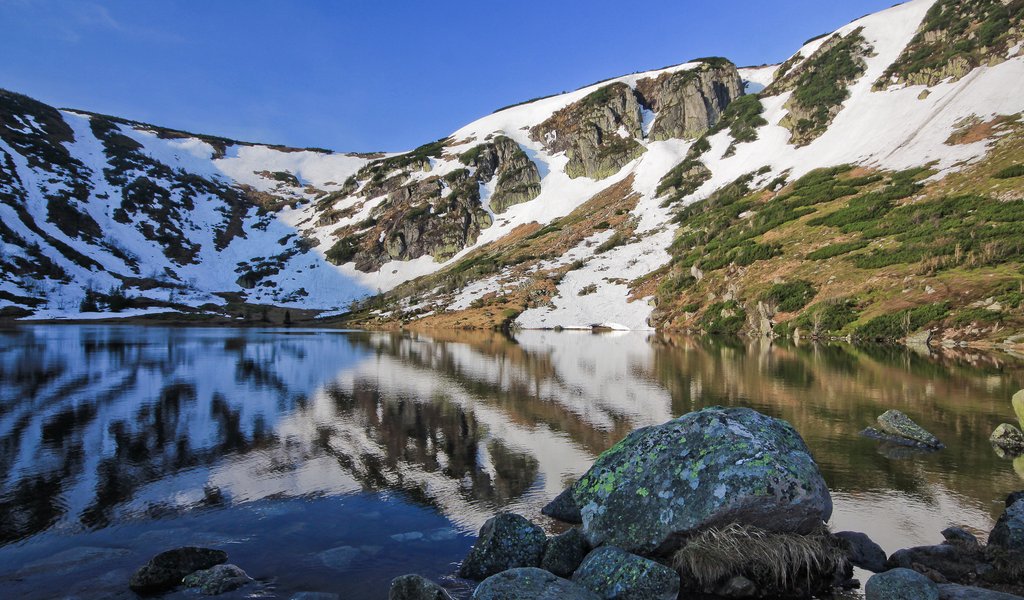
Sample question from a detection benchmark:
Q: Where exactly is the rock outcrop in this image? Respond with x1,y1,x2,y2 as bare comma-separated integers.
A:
571,406,832,555
460,135,542,214
634,60,744,142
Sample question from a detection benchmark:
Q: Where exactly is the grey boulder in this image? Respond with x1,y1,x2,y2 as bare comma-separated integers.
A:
472,567,599,600
938,584,1024,599
865,568,940,600
572,407,832,554
863,410,943,449
128,546,228,594
991,424,1024,453
389,574,452,600
572,546,680,600
540,528,589,578
182,563,252,595
458,513,547,581
542,487,582,524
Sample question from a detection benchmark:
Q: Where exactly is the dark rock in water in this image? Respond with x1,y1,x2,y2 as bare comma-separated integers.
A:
571,407,832,555
389,574,452,600
861,427,942,450
472,567,599,600
290,593,340,600
572,546,680,600
1006,491,1024,508
991,424,1024,453
182,564,252,595
938,583,1024,599
128,546,228,593
886,543,984,583
716,575,758,598
540,528,589,578
542,487,582,524
941,527,980,547
865,568,939,600
835,531,888,573
869,409,944,449
458,513,547,581
989,500,1024,554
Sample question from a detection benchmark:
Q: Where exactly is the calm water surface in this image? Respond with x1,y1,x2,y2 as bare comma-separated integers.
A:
1,326,1023,599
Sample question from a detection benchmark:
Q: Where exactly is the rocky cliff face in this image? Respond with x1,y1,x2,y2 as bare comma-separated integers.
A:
634,60,744,142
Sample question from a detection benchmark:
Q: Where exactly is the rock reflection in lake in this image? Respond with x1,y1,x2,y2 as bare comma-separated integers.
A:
0,325,1022,598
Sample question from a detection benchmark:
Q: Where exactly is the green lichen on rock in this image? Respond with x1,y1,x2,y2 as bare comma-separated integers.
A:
472,567,600,600
875,409,944,449
572,546,679,600
571,407,832,556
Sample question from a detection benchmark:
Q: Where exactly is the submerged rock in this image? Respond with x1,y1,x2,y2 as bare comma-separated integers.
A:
472,567,599,600
541,487,582,524
835,530,888,573
865,568,939,600
572,546,679,600
540,528,589,578
571,406,832,554
862,410,944,449
389,574,452,600
182,563,252,595
128,546,228,594
991,424,1024,453
458,513,547,581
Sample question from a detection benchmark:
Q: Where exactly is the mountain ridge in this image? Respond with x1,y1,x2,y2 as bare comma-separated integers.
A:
2,0,1024,348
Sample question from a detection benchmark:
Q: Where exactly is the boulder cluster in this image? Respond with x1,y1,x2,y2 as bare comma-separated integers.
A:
128,546,252,596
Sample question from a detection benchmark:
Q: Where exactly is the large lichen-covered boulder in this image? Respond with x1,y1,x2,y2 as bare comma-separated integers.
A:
458,513,547,581
571,407,832,555
865,568,939,600
472,567,600,600
571,546,679,600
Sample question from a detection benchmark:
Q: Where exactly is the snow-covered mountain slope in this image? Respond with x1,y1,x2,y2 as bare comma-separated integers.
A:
2,0,1024,343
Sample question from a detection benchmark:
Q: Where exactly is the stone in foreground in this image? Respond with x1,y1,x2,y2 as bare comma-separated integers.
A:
572,546,680,600
988,497,1024,555
571,407,832,554
865,409,944,449
128,546,228,593
865,568,939,600
472,567,599,600
540,528,589,578
835,530,888,573
389,574,452,600
458,513,547,581
182,564,252,595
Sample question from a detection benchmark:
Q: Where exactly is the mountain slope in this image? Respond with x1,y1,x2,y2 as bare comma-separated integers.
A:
1,0,1023,345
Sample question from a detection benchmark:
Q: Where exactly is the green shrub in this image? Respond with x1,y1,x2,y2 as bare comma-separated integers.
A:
855,303,949,340
761,280,817,312
699,301,747,335
806,241,868,260
325,235,361,265
951,308,1002,327
994,164,1024,179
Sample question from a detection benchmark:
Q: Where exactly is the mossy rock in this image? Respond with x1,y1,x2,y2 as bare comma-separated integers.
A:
571,407,832,555
458,513,547,581
571,546,679,600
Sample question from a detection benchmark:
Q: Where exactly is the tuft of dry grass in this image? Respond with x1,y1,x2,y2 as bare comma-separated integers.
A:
673,523,848,594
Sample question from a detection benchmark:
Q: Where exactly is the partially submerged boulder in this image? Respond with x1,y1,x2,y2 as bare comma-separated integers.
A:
991,423,1024,454
128,547,228,594
182,564,252,595
458,513,547,581
572,546,679,600
886,543,985,583
389,574,453,600
571,406,832,555
472,567,599,600
835,530,888,573
862,410,944,450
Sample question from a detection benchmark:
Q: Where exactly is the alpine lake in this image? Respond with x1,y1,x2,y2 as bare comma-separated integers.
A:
1,325,1022,599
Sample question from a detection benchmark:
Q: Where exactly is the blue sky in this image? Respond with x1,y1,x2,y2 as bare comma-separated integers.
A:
1,1,901,152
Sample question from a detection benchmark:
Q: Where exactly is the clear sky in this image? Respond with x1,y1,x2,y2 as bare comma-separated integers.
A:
1,0,902,153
